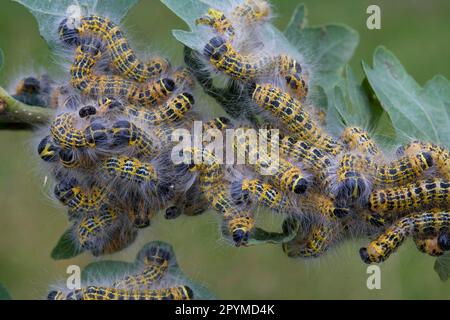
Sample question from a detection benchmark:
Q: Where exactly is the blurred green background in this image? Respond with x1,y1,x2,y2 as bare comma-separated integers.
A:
0,0,449,299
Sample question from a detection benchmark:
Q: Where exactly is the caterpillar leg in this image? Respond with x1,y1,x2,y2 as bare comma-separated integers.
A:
360,211,450,264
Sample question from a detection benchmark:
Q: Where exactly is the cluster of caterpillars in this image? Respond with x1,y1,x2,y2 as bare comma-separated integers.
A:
34,1,449,267
47,242,195,300
190,0,450,262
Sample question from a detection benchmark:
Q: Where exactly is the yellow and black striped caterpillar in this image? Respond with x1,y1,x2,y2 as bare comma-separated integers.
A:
251,84,341,155
340,127,381,158
69,37,176,107
59,15,170,82
101,156,158,185
368,178,450,222
203,37,308,99
48,285,193,300
360,211,450,264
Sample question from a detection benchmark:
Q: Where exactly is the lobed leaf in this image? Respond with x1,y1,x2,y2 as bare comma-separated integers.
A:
434,253,450,281
363,46,450,148
14,0,139,50
50,228,84,260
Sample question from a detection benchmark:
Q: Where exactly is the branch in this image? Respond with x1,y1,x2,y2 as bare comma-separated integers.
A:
0,86,52,129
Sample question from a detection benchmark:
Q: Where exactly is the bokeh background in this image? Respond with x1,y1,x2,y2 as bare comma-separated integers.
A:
0,0,449,299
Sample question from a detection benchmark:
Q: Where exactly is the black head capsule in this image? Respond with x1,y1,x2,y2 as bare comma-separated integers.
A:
182,92,195,105
19,77,41,94
232,229,249,247
79,105,97,118
165,206,182,220
58,18,81,46
293,178,308,194
37,136,59,162
359,247,372,264
438,234,450,251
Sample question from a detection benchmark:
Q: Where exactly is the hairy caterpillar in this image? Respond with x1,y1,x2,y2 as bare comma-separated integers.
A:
231,178,289,212
70,37,175,107
360,211,450,264
59,15,170,82
48,285,193,300
50,112,108,149
109,120,158,156
373,151,433,187
251,84,341,154
37,135,60,162
172,68,196,91
101,156,158,185
340,127,381,158
368,178,450,220
203,37,308,99
302,192,349,219
196,8,236,39
54,178,106,217
402,141,450,180
413,234,450,257
232,128,309,194
114,247,171,289
232,0,271,24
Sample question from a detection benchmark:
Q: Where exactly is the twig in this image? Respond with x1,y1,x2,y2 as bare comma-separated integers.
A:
0,86,52,129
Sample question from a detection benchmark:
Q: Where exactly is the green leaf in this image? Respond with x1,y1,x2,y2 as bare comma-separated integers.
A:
247,218,299,246
284,5,359,95
0,284,12,300
51,228,84,260
363,46,450,148
434,253,450,281
325,65,396,149
14,0,139,49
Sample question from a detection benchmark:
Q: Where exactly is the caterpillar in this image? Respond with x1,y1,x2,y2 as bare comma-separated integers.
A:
109,120,158,156
373,151,433,187
203,37,308,99
101,156,158,185
74,204,119,251
186,148,253,245
251,84,341,154
233,128,309,194
96,223,138,256
301,192,349,219
232,0,271,24
331,153,374,203
413,234,450,257
196,8,236,39
360,211,450,264
340,127,381,158
277,131,332,181
231,178,289,212
282,221,340,258
172,68,196,91
47,285,193,300
70,37,175,107
50,113,108,149
122,92,195,127
54,178,106,216
59,15,170,82
402,141,450,180
114,247,171,289
37,135,60,162
368,178,450,220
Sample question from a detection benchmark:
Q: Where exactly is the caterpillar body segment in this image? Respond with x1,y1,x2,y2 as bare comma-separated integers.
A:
109,120,158,156
54,179,106,216
368,178,450,220
301,192,349,219
413,235,448,257
123,93,195,127
331,153,375,204
74,204,119,251
373,151,433,187
101,156,158,185
50,113,108,150
232,0,271,24
282,220,340,258
203,37,308,98
231,178,289,212
403,141,450,179
114,246,171,289
360,211,450,264
196,8,236,39
60,15,168,82
48,285,193,300
340,127,381,158
251,84,341,155
277,132,332,181
232,128,309,194
38,135,60,162
96,223,138,256
223,208,255,246
172,68,196,91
